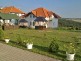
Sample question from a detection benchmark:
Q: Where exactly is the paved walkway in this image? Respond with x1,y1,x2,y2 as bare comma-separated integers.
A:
0,43,61,61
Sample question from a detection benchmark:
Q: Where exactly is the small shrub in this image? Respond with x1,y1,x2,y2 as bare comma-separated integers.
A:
0,28,4,40
16,34,23,45
49,38,59,53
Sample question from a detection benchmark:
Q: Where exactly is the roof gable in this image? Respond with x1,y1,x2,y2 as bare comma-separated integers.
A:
52,12,61,18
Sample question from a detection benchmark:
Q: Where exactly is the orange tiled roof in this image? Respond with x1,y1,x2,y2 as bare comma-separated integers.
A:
0,6,24,14
23,7,61,18
32,7,53,18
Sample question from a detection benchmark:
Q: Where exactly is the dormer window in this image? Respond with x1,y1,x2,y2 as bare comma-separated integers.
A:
30,14,36,18
30,14,32,18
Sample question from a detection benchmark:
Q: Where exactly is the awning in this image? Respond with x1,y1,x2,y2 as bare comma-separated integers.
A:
0,13,20,20
19,19,28,22
34,17,47,22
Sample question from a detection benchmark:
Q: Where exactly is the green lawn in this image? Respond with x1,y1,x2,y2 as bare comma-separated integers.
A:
2,28,81,61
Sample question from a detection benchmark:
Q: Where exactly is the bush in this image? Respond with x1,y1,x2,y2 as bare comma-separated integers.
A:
16,34,23,45
0,28,4,40
49,38,59,53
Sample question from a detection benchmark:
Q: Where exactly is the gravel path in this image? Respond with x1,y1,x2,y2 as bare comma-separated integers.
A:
0,43,61,61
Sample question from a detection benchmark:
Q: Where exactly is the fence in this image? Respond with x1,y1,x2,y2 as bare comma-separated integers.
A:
2,25,19,30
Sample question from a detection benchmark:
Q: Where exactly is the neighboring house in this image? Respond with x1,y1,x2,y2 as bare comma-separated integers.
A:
22,7,61,28
0,6,25,17
19,19,28,28
0,13,20,30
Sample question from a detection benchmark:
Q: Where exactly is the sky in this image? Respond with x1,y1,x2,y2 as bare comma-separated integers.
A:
0,0,81,18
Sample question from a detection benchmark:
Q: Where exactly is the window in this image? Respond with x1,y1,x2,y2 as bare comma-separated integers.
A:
30,14,36,18
33,15,36,18
30,14,32,18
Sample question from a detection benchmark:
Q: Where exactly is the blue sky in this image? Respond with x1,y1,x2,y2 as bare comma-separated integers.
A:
0,0,81,18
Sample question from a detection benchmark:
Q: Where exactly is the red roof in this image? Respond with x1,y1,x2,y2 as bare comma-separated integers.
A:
23,7,61,18
0,6,24,14
32,7,53,17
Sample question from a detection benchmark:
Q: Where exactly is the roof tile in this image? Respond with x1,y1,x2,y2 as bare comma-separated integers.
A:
32,7,52,17
0,6,24,14
22,7,61,18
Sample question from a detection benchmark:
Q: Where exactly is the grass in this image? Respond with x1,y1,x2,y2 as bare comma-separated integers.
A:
1,28,81,61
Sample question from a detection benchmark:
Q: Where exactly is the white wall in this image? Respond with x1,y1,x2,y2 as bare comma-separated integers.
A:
5,20,10,23
25,14,36,28
17,14,24,17
0,19,3,23
45,17,49,21
48,18,58,28
0,19,3,26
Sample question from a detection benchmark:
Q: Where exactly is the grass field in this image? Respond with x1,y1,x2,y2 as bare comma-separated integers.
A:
2,28,81,61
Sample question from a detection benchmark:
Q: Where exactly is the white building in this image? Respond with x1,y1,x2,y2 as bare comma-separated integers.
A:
22,7,61,28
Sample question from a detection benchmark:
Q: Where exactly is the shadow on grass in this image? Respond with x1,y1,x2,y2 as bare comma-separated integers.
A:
10,40,16,44
75,54,81,61
10,40,26,48
34,44,66,59
34,45,48,52
0,40,4,42
51,50,66,59
76,54,81,58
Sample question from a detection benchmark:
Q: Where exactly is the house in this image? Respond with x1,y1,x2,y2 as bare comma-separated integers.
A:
0,6,25,17
22,7,61,28
19,19,28,28
0,13,20,30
